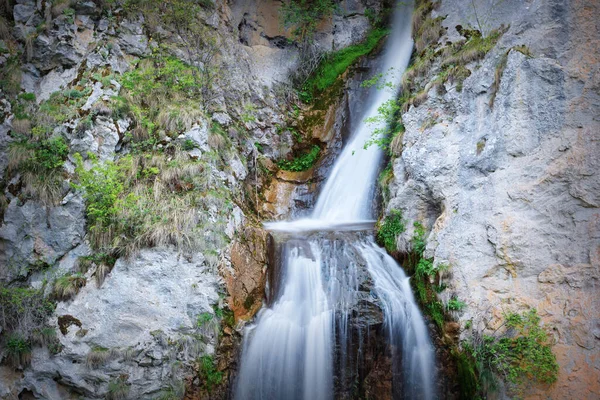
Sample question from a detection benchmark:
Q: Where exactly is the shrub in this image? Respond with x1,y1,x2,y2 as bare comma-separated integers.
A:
447,298,466,311
198,355,222,392
0,287,55,339
5,335,31,368
74,149,232,259
376,209,405,253
277,145,320,172
7,136,69,206
465,309,559,396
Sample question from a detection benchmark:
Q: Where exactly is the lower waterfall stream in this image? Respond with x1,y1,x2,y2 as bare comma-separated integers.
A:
235,2,436,399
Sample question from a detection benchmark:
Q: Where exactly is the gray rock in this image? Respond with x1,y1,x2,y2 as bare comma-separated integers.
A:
36,67,78,102
118,19,149,56
185,123,210,152
13,3,36,24
0,194,86,282
16,248,220,399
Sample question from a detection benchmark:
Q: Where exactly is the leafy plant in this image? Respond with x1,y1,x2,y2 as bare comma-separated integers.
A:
463,309,559,397
376,209,405,253
5,335,31,368
198,355,222,392
277,145,320,172
0,286,55,346
280,0,335,42
447,298,467,311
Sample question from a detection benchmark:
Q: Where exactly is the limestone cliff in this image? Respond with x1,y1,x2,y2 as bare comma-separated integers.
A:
383,0,599,398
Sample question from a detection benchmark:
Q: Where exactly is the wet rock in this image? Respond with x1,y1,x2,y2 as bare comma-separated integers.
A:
224,225,268,322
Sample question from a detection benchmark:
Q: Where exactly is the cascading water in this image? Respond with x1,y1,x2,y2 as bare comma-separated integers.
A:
235,2,436,399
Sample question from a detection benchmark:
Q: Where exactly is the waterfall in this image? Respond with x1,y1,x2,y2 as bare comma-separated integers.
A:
235,2,437,399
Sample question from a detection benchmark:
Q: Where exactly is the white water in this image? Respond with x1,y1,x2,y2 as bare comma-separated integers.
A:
236,2,436,399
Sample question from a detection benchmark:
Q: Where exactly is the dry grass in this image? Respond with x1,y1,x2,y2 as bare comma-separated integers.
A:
51,0,73,17
52,274,87,301
21,170,65,207
208,131,226,150
0,16,10,40
85,348,111,368
94,262,112,287
84,149,225,259
390,131,404,156
11,119,31,135
157,103,203,133
489,51,509,108
415,17,444,54
91,101,112,117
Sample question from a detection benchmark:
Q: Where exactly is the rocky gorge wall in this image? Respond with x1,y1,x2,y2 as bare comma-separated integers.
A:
383,0,600,398
0,0,385,399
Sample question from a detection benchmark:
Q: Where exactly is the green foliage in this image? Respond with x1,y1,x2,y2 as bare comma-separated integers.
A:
305,28,389,95
376,209,405,253
198,355,223,392
73,153,123,232
5,335,31,367
477,310,558,386
363,98,404,151
19,92,36,102
460,309,559,398
447,298,467,311
412,221,426,255
196,312,213,327
0,286,56,364
120,52,207,139
73,149,232,259
455,348,478,400
277,145,320,172
182,139,196,151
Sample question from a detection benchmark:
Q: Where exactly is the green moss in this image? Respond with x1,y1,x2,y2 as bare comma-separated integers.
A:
376,209,405,253
454,348,478,400
305,28,389,95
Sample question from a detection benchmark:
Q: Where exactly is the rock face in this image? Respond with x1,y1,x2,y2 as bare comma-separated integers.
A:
386,0,600,398
11,249,220,399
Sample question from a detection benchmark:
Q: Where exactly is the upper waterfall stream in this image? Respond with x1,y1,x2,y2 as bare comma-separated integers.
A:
235,2,436,399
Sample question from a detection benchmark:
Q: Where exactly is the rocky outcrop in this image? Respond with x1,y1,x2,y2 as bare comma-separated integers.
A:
386,0,600,398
